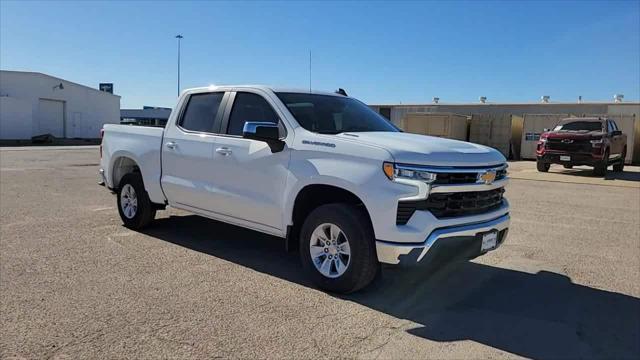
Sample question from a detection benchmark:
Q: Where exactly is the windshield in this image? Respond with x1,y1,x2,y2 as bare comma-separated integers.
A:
553,121,603,132
275,92,398,134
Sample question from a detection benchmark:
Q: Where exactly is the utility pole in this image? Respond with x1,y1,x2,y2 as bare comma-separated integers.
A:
175,34,183,97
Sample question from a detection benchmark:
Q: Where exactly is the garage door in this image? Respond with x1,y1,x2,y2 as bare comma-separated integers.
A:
37,99,65,137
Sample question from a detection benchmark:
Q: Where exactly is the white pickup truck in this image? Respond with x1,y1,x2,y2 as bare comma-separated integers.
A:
100,85,510,293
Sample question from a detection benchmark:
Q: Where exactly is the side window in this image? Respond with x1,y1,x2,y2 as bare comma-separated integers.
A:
227,92,280,136
611,120,619,131
607,120,614,133
179,92,224,133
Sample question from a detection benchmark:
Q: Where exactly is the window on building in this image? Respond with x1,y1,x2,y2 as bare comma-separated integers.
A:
379,107,391,121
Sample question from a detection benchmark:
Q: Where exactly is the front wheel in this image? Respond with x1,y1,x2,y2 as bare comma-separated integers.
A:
593,151,608,177
117,173,156,230
613,148,626,172
299,204,379,293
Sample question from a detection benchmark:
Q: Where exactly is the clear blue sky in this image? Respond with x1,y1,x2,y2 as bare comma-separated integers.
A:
1,0,639,108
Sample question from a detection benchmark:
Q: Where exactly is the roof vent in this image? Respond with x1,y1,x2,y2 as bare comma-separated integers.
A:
541,95,550,103
614,94,624,103
479,96,487,103
432,97,440,104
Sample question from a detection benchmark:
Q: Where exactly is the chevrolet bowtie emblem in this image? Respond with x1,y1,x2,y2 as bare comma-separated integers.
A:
479,170,497,185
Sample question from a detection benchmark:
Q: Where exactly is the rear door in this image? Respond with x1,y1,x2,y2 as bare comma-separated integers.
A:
161,91,228,211
205,90,291,233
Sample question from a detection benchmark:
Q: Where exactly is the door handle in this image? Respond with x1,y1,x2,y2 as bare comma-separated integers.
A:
165,142,177,149
215,147,232,156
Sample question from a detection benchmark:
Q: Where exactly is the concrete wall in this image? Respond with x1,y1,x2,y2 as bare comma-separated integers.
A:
372,102,640,163
373,103,612,126
0,71,120,139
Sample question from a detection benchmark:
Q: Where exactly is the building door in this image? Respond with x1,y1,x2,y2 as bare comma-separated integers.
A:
71,112,83,138
37,99,65,137
520,114,569,159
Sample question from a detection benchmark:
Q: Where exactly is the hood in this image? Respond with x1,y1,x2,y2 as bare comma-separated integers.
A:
543,130,605,140
338,132,506,167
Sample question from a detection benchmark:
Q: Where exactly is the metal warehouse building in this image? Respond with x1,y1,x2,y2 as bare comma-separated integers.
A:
0,70,120,140
371,100,640,163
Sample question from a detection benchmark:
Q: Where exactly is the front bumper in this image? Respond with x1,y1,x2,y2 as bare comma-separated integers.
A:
537,152,602,166
98,168,107,186
376,213,510,266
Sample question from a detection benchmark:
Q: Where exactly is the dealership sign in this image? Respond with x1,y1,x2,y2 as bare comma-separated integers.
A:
99,83,114,94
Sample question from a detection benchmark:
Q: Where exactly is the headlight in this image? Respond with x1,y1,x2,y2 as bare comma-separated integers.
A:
383,162,437,183
590,138,603,144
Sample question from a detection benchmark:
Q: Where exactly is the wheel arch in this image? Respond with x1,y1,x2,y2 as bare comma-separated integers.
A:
286,183,374,252
111,155,141,190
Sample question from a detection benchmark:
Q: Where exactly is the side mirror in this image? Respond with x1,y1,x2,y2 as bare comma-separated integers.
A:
611,130,622,136
242,121,284,152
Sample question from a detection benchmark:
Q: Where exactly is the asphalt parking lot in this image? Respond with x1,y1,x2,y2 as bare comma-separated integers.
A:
1,146,639,359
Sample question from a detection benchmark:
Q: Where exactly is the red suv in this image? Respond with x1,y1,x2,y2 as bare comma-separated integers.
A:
536,117,627,176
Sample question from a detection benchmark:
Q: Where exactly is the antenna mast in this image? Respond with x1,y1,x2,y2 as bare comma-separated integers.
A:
309,50,312,93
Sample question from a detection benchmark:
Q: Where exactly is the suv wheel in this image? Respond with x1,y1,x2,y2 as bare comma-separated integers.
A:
299,204,379,293
117,173,156,230
536,160,550,172
613,148,626,172
593,151,609,177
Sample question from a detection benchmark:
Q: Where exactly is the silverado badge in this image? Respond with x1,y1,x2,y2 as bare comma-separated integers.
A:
479,170,497,185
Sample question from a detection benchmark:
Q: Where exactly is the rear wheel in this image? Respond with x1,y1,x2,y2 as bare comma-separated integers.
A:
299,204,379,293
613,148,626,172
593,150,608,177
537,160,550,172
117,173,156,229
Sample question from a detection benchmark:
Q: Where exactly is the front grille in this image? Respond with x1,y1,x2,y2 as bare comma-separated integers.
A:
433,168,507,185
546,138,592,153
396,188,505,224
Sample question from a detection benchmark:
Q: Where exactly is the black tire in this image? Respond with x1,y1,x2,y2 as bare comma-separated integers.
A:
536,160,550,172
563,164,573,169
299,204,379,294
117,173,156,230
613,148,626,172
593,150,608,177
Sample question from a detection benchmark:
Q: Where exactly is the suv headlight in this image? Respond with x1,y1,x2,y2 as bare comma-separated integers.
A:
590,138,603,145
383,162,437,183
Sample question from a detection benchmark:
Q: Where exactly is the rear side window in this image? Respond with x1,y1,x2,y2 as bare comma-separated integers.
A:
179,92,224,133
226,92,279,136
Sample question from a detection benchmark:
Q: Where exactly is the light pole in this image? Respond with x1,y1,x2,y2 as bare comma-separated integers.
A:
175,34,183,97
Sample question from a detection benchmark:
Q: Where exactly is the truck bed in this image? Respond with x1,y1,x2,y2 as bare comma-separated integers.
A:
100,124,166,204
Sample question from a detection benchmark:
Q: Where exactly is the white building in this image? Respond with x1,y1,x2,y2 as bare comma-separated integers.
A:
0,70,120,140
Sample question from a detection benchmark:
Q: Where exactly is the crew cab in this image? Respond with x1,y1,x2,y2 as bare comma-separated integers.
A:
99,85,510,293
536,117,627,176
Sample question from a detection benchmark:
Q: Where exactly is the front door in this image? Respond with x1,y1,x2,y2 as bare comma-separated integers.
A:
607,120,623,158
207,91,291,233
161,92,227,212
